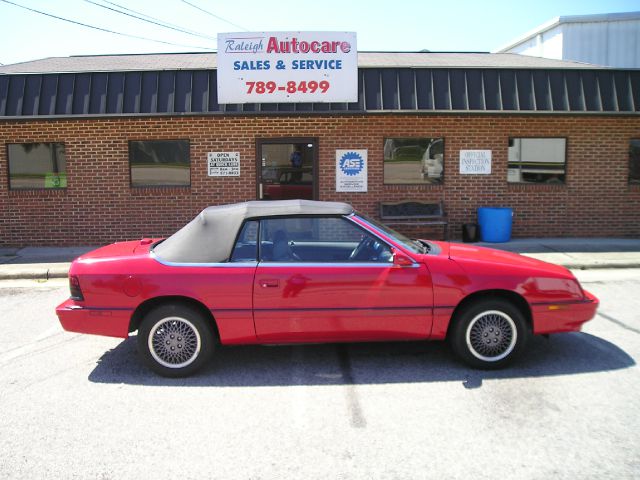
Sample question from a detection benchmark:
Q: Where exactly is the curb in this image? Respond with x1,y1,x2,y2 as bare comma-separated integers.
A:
552,262,640,270
520,253,640,270
0,263,71,281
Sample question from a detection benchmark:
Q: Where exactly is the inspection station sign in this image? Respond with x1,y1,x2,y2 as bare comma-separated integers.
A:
336,150,367,192
208,152,240,176
217,32,357,103
459,150,492,174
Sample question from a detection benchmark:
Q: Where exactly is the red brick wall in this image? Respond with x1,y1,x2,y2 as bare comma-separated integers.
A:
0,114,638,246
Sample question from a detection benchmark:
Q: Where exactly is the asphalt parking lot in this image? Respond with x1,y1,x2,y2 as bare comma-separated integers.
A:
0,269,638,479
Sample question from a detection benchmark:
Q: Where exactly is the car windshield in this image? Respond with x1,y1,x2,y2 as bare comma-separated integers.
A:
354,213,426,254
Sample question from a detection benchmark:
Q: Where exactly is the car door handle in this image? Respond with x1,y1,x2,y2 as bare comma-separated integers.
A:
259,279,280,288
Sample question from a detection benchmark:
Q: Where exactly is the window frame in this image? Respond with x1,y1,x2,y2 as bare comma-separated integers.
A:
383,137,445,185
6,142,67,191
128,139,191,188
507,137,568,185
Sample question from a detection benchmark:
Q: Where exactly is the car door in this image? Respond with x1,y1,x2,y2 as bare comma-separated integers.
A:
253,216,433,343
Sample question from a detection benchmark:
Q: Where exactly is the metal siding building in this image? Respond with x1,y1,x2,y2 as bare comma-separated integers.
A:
497,12,640,69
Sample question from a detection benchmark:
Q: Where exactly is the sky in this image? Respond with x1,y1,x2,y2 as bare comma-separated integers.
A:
0,0,639,65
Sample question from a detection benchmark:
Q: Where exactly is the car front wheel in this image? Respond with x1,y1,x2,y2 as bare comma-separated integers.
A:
137,304,215,377
450,298,528,369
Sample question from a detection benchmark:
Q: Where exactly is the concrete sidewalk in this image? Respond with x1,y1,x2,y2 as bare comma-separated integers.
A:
1,238,640,281
478,238,640,270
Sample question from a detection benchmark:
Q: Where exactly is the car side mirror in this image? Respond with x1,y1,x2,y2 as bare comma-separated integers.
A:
392,248,414,266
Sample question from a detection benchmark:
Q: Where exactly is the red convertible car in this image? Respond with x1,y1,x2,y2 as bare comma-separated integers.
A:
56,200,598,377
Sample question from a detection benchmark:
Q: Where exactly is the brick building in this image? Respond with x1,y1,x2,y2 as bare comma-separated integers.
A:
0,52,639,246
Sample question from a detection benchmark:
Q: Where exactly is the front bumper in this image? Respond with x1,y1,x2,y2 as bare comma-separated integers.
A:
56,298,132,338
532,289,599,334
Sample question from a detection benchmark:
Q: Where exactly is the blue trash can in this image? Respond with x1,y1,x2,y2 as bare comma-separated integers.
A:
478,207,513,243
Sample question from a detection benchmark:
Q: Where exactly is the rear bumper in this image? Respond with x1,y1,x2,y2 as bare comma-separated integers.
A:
532,289,599,334
56,298,132,338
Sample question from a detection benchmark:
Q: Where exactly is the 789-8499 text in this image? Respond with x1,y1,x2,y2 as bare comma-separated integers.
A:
246,80,330,94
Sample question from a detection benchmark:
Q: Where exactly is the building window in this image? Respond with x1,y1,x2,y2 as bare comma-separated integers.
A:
129,140,190,187
383,138,444,184
7,143,67,190
508,138,566,184
630,140,640,185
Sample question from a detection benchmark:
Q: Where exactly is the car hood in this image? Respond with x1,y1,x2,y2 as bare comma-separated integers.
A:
446,242,573,277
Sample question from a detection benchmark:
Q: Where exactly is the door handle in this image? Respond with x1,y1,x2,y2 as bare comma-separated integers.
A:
260,279,280,288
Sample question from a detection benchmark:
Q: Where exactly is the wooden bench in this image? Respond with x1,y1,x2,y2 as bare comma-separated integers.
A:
379,200,449,240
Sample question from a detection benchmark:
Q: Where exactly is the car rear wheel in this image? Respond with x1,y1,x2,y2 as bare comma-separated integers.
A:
450,298,528,369
137,304,215,377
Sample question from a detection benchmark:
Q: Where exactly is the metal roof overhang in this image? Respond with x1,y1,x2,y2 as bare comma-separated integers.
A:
1,67,638,118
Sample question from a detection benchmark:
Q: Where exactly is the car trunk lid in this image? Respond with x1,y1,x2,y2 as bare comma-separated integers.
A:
76,239,156,262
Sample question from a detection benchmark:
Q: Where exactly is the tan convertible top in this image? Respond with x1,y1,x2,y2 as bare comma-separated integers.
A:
152,200,354,263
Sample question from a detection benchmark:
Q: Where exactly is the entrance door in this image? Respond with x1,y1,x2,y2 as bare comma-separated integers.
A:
257,138,317,200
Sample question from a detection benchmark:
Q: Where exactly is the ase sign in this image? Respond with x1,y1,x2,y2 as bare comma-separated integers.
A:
336,150,367,192
217,31,357,104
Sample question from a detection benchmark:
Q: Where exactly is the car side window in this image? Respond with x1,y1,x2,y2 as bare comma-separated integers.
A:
259,217,392,263
230,220,259,262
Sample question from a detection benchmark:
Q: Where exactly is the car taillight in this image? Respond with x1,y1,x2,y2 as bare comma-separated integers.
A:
69,275,84,301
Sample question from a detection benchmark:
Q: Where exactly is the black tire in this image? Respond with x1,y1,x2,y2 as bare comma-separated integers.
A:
449,298,529,369
137,303,215,377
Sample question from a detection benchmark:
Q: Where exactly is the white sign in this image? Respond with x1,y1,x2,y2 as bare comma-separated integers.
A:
336,150,367,192
208,152,240,176
217,31,357,104
460,150,492,174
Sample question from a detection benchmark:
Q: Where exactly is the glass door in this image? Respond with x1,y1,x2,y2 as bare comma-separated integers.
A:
257,138,317,200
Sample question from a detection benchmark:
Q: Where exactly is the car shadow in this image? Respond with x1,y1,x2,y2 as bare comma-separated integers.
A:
87,332,635,388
